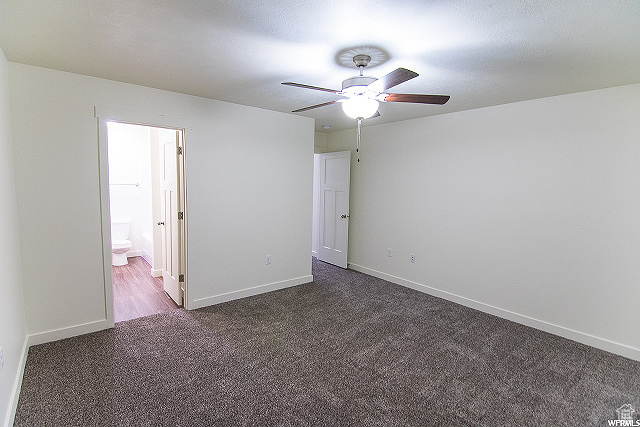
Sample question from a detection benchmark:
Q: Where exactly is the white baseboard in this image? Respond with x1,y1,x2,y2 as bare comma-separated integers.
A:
311,250,318,257
27,319,111,347
348,262,640,362
191,275,314,310
140,251,152,265
5,320,111,425
126,250,143,258
139,252,161,276
4,335,29,427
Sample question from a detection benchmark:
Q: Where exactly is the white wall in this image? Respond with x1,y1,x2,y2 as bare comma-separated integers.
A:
9,63,314,340
312,132,328,256
149,127,164,275
326,84,640,360
314,131,328,153
0,47,27,426
107,122,153,260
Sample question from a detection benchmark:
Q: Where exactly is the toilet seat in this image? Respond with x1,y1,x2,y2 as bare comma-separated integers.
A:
112,239,132,250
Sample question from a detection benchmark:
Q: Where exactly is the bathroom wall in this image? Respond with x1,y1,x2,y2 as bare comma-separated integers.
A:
149,128,162,276
107,122,154,262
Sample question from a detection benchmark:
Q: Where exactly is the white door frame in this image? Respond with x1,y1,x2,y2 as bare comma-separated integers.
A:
160,130,183,305
95,107,191,327
317,150,351,268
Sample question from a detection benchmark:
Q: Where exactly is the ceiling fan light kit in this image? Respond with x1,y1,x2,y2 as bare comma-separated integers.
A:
340,67,381,119
342,96,379,119
282,51,451,161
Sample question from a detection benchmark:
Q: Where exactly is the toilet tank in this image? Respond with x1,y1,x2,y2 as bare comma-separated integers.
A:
111,221,130,241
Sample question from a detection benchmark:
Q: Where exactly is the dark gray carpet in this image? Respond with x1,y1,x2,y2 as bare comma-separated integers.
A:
14,258,640,426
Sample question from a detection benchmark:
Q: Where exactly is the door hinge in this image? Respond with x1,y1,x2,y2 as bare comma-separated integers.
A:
177,146,183,155
178,211,184,220
179,274,185,282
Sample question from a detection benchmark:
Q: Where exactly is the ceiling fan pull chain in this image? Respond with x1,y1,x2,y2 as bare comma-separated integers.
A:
356,118,362,162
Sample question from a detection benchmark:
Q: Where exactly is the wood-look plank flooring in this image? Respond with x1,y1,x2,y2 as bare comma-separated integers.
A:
113,256,180,323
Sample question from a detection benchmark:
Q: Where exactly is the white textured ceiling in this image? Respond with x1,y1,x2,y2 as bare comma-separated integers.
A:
1,0,640,132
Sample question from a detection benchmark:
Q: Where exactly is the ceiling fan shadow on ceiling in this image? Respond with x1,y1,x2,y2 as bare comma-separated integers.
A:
282,54,451,162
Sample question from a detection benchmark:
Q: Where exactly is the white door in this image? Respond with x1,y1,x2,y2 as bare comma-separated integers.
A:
160,131,182,305
318,151,351,268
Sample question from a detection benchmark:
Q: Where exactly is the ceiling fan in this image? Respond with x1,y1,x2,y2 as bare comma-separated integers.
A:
282,54,450,120
282,54,450,162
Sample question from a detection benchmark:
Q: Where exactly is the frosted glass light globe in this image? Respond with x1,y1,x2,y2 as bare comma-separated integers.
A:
341,96,379,119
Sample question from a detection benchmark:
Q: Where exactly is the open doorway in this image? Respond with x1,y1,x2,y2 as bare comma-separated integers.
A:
106,122,186,322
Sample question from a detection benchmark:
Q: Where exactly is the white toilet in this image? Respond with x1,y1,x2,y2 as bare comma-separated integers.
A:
111,221,132,266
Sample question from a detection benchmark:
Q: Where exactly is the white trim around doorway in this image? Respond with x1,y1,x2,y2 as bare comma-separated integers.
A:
94,106,192,328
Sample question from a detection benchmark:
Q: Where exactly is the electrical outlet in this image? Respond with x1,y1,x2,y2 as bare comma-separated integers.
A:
387,248,392,257
410,254,416,263
0,346,4,373
265,255,271,265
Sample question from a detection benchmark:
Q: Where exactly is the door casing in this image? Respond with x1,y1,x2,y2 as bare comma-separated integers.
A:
95,107,190,327
160,130,184,305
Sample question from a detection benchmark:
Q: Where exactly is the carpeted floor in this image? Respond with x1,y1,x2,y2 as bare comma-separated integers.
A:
14,258,640,426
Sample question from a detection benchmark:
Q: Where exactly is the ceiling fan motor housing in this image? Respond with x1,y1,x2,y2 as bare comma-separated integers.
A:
342,76,377,94
352,54,372,68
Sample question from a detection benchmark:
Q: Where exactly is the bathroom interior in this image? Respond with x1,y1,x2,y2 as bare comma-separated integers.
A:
107,121,180,322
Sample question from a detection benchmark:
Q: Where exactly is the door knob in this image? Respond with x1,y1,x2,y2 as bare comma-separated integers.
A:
341,214,350,219
157,221,165,225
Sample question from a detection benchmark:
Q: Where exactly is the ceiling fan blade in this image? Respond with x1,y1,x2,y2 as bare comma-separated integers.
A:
292,100,337,112
282,82,340,93
383,93,450,105
367,68,418,93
